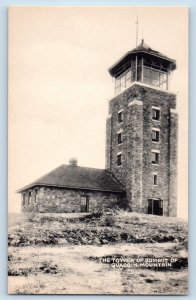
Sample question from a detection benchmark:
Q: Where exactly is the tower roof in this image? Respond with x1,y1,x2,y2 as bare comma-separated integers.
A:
108,39,176,77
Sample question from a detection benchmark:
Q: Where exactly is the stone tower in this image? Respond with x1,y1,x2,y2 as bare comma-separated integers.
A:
106,40,178,217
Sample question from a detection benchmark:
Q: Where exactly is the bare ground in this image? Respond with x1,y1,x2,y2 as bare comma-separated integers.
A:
8,212,188,295
8,243,188,295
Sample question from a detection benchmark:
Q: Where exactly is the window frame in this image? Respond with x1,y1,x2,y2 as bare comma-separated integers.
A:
152,128,160,143
143,66,168,90
118,110,123,123
117,152,122,166
81,195,87,206
151,150,160,165
152,106,160,122
115,68,132,94
117,131,123,144
80,195,89,212
153,173,158,186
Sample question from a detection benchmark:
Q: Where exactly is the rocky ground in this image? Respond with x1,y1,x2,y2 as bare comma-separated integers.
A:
8,211,188,295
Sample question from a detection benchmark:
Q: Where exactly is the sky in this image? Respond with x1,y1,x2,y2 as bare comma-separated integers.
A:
8,6,188,218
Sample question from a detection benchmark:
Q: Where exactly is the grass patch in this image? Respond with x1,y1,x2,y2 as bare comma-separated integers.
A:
8,211,188,247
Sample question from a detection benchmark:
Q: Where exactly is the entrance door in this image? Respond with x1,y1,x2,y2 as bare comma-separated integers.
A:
80,196,89,212
147,199,163,216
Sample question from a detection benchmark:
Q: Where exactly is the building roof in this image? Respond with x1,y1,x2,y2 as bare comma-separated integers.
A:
108,39,176,77
17,165,125,193
131,39,174,60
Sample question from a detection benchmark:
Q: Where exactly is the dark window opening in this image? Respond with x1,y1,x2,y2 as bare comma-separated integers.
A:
117,154,122,166
118,111,123,123
151,152,159,165
152,108,160,121
117,132,122,144
152,130,159,142
153,174,158,186
148,199,163,216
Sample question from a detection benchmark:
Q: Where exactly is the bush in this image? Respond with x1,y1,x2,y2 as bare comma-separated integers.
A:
39,260,58,274
104,215,115,227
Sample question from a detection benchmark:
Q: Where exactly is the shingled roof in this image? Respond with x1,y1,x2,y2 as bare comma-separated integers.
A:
130,39,174,61
108,39,176,77
17,165,125,193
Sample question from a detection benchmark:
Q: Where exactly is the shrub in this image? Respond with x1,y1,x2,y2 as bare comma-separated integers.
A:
104,215,115,227
39,260,58,274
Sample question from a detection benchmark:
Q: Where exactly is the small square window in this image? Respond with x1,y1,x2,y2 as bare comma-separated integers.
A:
152,108,160,121
152,130,159,142
118,111,123,123
153,174,158,186
117,132,122,144
117,153,122,166
151,152,159,165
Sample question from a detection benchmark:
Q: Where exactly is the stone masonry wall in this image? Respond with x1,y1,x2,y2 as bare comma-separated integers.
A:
21,186,125,213
106,116,112,170
141,87,176,216
168,110,178,217
127,100,143,212
106,83,177,216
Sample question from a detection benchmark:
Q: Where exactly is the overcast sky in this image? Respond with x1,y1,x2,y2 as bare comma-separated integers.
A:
9,6,188,218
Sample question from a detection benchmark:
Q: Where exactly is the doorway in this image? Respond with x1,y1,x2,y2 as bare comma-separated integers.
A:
80,195,89,212
147,199,163,216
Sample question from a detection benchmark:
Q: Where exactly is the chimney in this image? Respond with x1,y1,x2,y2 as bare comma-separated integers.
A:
69,158,78,166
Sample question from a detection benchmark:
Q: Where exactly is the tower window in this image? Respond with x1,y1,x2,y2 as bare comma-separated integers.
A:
152,108,160,121
151,151,159,165
118,111,123,123
153,174,158,186
117,153,122,166
117,132,122,144
143,66,168,90
115,68,132,94
152,129,160,142
115,78,121,94
121,75,126,89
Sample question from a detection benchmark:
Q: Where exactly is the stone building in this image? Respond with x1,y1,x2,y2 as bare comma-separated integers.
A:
18,40,178,216
18,159,125,213
106,40,178,217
